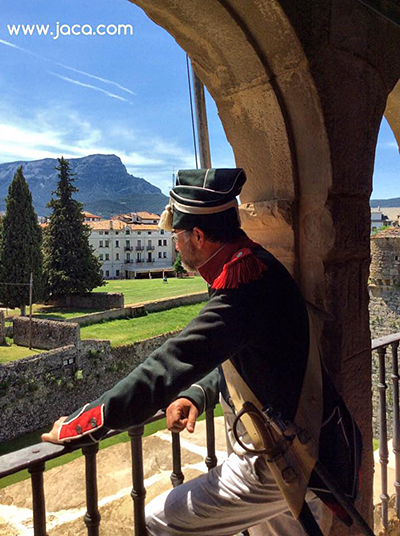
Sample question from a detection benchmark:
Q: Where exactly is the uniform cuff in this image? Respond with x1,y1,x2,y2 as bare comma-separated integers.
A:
59,404,105,442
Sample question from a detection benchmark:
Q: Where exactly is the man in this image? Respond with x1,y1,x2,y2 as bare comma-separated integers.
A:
43,168,361,535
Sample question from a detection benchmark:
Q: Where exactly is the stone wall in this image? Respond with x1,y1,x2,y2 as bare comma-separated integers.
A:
370,232,400,286
13,317,80,350
50,292,124,310
141,291,208,313
0,332,178,442
64,291,208,326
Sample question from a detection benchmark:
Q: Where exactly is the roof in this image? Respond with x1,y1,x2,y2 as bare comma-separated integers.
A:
371,227,400,239
128,224,160,230
86,220,162,232
82,211,102,219
86,220,125,231
137,211,160,220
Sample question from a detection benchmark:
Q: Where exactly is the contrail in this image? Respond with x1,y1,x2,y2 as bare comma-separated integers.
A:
49,73,132,103
0,38,135,96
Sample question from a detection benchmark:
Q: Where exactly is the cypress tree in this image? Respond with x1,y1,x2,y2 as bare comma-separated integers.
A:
0,166,43,315
173,252,186,277
43,157,103,298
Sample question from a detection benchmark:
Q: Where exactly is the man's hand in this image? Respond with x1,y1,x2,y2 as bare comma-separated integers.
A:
166,398,199,433
41,416,67,444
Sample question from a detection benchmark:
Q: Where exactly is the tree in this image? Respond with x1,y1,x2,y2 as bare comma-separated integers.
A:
173,252,186,277
0,166,43,315
43,157,103,298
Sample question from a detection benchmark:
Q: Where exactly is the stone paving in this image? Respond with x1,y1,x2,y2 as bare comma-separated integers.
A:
0,418,227,535
0,416,397,535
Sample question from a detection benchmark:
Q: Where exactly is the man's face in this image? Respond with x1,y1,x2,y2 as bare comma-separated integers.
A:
174,230,201,272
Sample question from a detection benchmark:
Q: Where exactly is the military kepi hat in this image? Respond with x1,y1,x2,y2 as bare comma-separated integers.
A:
159,168,246,231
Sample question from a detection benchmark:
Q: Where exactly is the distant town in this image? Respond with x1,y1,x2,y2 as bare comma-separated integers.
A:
370,206,400,233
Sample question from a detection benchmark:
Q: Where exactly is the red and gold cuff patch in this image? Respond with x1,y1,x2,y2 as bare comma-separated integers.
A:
212,248,268,290
58,404,104,441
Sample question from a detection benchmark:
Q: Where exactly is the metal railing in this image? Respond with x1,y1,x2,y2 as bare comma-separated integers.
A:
0,407,217,536
372,332,400,529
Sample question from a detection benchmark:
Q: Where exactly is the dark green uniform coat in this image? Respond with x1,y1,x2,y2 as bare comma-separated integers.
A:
57,232,361,520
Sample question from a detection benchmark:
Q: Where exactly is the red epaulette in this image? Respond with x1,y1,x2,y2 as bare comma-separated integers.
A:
58,404,104,442
212,248,267,290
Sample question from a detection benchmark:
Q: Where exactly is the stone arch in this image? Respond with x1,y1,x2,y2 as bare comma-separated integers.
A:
131,0,400,530
132,0,333,307
384,77,400,151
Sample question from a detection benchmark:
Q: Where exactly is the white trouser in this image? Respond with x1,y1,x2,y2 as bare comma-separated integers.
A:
146,399,332,536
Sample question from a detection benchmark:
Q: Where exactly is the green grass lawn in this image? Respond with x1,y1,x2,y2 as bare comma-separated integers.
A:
0,338,44,363
95,276,207,305
3,277,207,322
0,405,224,490
81,301,206,345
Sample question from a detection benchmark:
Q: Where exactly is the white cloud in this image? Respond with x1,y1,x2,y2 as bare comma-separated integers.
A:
0,107,196,194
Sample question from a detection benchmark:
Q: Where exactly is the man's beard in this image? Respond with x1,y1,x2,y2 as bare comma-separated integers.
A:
181,257,199,272
180,238,200,272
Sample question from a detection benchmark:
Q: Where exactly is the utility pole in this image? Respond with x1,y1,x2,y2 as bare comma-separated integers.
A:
191,64,212,169
28,272,33,349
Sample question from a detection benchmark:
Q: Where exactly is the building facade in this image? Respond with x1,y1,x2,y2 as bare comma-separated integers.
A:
86,213,175,279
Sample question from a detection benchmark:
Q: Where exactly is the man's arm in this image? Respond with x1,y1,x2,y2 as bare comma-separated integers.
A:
43,289,251,445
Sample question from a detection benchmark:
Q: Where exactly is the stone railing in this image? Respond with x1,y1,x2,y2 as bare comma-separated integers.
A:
372,332,400,531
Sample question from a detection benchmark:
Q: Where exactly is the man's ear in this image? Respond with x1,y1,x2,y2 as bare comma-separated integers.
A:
191,227,206,249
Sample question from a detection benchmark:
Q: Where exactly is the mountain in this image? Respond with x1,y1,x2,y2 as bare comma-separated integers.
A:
0,154,169,217
370,198,400,208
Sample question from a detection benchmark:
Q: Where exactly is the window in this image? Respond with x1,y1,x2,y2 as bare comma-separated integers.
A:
105,254,109,261
115,240,119,247
99,231,104,235
163,252,167,258
100,269,104,276
105,240,109,247
148,231,152,235
126,230,130,235
163,239,167,246
99,254,103,261
115,231,119,235
137,231,141,235
116,269,120,277
106,270,110,277
105,231,109,235
160,230,164,235
116,253,120,261
158,252,162,258
126,240,130,247
158,239,162,246
99,240,103,248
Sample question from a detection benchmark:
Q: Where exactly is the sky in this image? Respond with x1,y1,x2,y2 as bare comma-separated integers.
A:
0,0,398,200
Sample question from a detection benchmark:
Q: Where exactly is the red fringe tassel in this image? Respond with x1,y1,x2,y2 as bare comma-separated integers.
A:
212,248,267,290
